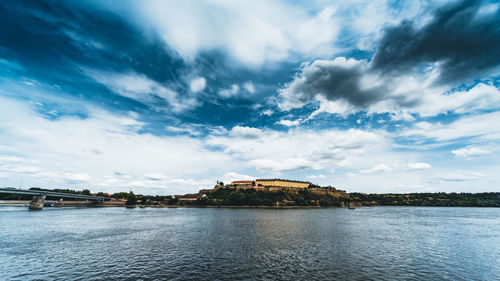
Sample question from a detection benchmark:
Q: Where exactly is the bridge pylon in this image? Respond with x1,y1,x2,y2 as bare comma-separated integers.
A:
29,195,46,210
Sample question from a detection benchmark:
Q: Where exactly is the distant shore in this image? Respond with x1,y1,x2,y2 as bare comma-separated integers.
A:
0,200,29,207
0,200,329,209
2,200,500,208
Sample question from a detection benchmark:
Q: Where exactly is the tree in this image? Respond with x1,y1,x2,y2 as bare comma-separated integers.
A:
112,192,129,199
80,189,91,195
125,192,137,205
167,196,179,205
196,196,209,205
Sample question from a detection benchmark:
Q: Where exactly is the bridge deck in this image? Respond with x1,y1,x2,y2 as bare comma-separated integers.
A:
0,188,109,201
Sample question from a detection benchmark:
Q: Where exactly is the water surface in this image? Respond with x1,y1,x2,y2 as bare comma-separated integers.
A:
1,207,499,280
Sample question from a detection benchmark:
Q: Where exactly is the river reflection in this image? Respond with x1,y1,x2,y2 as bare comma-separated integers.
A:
0,207,499,280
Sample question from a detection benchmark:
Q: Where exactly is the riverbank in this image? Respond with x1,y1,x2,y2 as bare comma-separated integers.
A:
0,200,29,207
0,200,334,209
0,200,125,208
0,195,500,209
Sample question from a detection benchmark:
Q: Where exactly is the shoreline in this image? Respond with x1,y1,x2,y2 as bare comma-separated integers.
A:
0,200,347,208
2,200,499,208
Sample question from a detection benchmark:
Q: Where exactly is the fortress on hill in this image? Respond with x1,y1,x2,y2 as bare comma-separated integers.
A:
177,178,346,205
227,179,311,189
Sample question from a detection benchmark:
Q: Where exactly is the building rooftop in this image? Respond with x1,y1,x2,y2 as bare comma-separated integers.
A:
255,179,311,184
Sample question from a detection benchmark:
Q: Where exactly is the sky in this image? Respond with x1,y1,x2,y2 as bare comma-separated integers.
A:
1,0,500,195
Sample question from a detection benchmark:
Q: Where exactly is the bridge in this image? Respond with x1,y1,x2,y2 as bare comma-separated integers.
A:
0,188,109,210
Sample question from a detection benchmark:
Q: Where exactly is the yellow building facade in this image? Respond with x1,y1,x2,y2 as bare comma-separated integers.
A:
255,179,310,189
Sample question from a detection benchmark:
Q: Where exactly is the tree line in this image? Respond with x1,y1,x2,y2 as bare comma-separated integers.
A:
2,187,500,207
349,192,500,207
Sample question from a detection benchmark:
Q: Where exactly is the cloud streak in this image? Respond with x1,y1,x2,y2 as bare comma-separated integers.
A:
86,69,198,113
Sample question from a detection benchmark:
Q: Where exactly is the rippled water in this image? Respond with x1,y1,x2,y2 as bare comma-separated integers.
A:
1,207,499,280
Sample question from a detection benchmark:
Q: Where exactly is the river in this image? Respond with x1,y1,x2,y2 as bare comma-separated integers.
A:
1,207,499,280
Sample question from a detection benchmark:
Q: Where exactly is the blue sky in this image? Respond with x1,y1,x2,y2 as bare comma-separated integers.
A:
1,0,500,194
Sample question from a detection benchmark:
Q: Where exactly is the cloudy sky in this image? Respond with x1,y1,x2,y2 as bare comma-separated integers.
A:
1,0,500,195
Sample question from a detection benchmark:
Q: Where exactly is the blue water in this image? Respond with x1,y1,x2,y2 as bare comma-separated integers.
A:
0,207,499,280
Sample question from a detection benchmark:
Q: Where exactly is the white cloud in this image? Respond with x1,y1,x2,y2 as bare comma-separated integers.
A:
0,156,37,163
229,126,263,139
220,172,254,184
360,164,393,174
400,111,500,143
117,0,340,66
452,147,491,158
243,82,255,94
390,111,415,121
414,83,500,117
307,174,326,179
219,84,240,98
208,126,385,173
190,77,206,93
0,96,233,194
277,119,301,127
406,162,432,171
307,97,358,119
260,109,273,116
165,125,201,136
0,165,41,174
3,81,500,195
208,126,229,136
280,56,500,118
85,69,198,113
67,173,91,183
440,172,486,182
249,158,321,172
144,173,167,181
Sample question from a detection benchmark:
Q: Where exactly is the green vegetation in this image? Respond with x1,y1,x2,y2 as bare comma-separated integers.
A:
2,186,500,208
125,192,137,205
349,192,500,207
192,188,346,207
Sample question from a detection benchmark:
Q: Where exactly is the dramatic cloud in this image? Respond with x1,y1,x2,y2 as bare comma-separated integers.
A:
2,0,500,194
112,0,340,66
280,0,500,117
372,0,500,84
279,58,385,111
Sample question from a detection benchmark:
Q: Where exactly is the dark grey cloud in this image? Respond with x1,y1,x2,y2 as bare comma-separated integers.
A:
281,0,500,112
373,0,500,84
288,61,386,108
